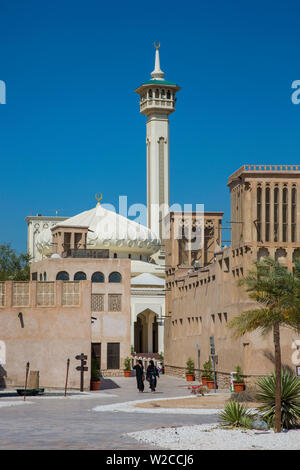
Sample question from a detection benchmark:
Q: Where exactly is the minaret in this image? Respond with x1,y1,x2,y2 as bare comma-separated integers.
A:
135,43,180,249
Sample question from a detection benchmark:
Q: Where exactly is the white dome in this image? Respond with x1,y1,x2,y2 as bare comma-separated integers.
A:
36,205,160,257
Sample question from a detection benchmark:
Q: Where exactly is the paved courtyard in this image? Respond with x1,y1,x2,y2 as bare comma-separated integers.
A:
0,376,219,450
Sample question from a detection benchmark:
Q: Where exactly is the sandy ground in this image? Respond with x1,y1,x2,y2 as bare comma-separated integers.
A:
134,394,260,409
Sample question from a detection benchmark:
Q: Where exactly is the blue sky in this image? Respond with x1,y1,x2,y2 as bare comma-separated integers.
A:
1,0,300,252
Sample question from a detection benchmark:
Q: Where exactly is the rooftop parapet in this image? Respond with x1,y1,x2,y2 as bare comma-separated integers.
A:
228,165,300,185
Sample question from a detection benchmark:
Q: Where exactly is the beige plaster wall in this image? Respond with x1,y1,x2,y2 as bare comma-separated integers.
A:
0,280,92,390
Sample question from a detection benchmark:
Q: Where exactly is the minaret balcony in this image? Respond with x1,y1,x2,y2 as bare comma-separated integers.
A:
139,98,176,114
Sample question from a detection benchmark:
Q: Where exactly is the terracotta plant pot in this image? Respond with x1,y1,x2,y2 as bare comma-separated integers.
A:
90,380,100,391
124,370,131,377
201,377,208,386
206,380,215,390
234,382,245,392
186,373,194,382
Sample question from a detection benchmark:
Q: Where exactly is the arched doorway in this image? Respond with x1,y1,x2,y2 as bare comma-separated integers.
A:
134,309,158,354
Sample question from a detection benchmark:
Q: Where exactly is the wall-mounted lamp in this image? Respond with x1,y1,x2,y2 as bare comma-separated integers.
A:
18,312,24,328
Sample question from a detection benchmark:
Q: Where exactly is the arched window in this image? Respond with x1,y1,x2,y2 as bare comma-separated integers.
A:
56,271,69,281
74,271,86,281
109,272,122,283
283,187,288,242
161,89,165,98
167,90,171,99
257,186,262,241
44,272,47,281
265,186,270,242
148,89,152,98
274,186,279,242
292,186,297,242
128,254,131,259
113,253,117,258
91,272,104,283
155,89,159,98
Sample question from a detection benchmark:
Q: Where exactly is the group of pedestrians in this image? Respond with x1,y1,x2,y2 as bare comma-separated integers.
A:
133,359,159,393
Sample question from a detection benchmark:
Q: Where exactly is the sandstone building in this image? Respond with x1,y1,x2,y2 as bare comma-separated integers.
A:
164,165,300,386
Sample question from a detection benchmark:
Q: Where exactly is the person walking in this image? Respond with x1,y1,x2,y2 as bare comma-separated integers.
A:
133,359,144,392
146,360,159,392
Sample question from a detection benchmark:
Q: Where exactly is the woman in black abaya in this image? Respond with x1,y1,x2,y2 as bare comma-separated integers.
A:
146,360,159,392
133,359,144,392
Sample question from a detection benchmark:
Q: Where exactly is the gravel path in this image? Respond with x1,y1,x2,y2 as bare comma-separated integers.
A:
93,395,220,415
128,424,300,450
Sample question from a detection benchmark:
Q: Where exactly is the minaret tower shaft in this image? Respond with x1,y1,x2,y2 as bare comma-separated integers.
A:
135,43,180,243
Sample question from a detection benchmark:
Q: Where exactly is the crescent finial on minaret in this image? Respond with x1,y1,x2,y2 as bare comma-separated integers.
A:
151,42,165,80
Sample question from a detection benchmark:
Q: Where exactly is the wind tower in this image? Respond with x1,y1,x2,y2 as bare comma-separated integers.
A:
135,43,180,260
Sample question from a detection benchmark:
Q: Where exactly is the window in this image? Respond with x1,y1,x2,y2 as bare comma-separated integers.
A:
155,89,159,98
265,186,270,242
107,343,120,369
91,343,101,371
74,271,86,281
167,90,171,99
56,271,69,281
274,186,279,242
292,187,297,242
257,186,262,241
91,294,104,311
109,272,122,283
108,294,121,311
283,187,288,242
32,272,37,281
113,253,117,259
148,89,152,98
91,272,104,283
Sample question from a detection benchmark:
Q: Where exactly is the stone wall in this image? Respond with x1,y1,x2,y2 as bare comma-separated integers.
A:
165,365,265,390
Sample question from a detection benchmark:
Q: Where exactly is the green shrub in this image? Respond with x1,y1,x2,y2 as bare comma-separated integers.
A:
256,369,300,429
234,365,244,383
91,357,100,381
202,360,213,380
186,358,195,374
124,357,131,371
219,401,254,428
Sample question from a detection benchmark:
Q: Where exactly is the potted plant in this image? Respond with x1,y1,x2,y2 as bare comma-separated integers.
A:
158,352,165,374
201,360,213,387
124,357,132,377
90,357,101,391
233,365,245,392
186,357,195,381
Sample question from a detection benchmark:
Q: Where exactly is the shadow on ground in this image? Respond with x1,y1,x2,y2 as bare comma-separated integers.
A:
99,377,121,390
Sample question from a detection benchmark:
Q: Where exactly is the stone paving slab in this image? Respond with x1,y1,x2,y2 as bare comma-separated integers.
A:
0,376,219,449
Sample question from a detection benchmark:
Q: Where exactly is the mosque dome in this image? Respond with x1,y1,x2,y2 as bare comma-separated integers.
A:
36,204,160,258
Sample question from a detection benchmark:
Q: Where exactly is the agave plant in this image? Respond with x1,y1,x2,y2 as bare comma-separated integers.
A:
256,369,300,429
218,401,254,428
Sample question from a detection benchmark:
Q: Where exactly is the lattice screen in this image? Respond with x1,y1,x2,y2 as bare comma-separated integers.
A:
12,282,30,306
62,282,80,306
37,282,55,306
91,294,104,312
108,294,121,312
0,283,5,306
